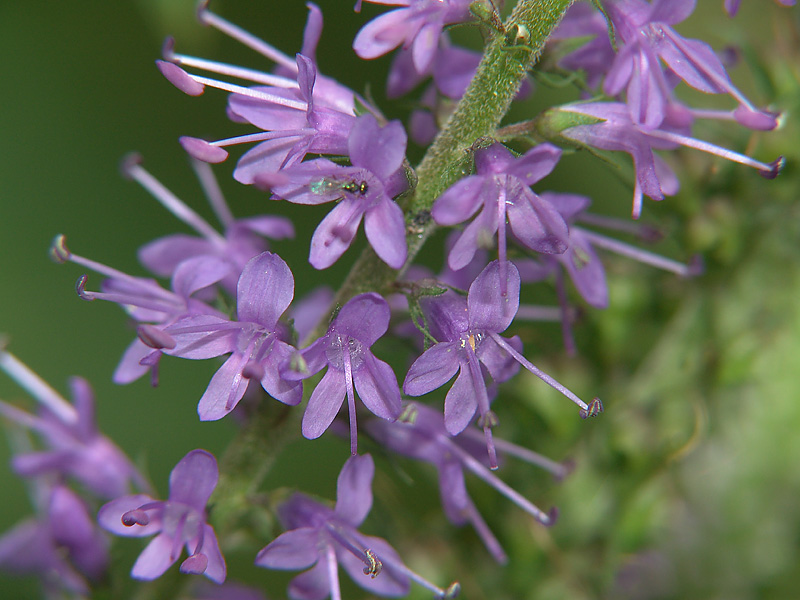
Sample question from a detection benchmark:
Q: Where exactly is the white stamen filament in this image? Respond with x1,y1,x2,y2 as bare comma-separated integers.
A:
578,228,696,277
645,128,776,173
0,351,78,425
185,73,307,111
167,50,299,89
190,159,234,228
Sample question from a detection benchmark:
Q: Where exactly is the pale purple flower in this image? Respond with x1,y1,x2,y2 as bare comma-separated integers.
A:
559,101,783,218
160,251,302,420
0,483,109,595
550,2,616,89
121,154,293,293
256,454,458,600
264,114,409,270
0,349,148,498
367,402,569,561
599,0,778,130
432,143,568,272
98,449,226,583
404,261,600,468
287,293,402,455
51,234,227,386
159,4,370,184
353,0,474,72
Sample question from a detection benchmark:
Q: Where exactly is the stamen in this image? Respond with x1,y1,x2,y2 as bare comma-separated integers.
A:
121,508,150,527
0,350,78,425
195,2,297,72
189,158,234,228
180,137,229,164
363,548,382,578
579,397,604,419
575,213,664,242
462,428,573,480
120,153,227,246
242,360,265,381
157,61,307,110
645,128,782,177
75,275,182,314
465,348,498,469
514,305,563,321
163,37,299,89
49,233,71,263
180,552,208,575
578,228,702,277
342,339,359,456
487,331,591,414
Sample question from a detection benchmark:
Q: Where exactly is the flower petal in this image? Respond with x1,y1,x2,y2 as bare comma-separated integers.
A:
334,454,375,526
353,353,402,421
403,343,460,396
236,252,294,327
468,260,520,332
444,365,479,435
302,368,346,439
169,449,218,510
364,198,407,269
197,353,250,421
131,533,178,580
255,528,320,569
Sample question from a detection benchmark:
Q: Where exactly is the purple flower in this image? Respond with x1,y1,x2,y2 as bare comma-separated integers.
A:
98,449,226,583
432,143,568,272
159,4,370,184
256,454,457,599
404,261,600,467
725,0,796,16
51,234,227,386
558,101,783,218
288,293,402,455
367,402,569,562
599,0,777,130
122,154,293,293
265,114,409,270
161,251,302,420
0,483,109,595
353,0,473,72
0,349,148,499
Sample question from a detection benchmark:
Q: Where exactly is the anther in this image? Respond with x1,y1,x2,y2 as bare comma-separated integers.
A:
156,60,206,96
49,234,71,263
121,508,150,527
75,275,94,301
440,582,461,599
179,137,229,164
242,360,265,380
363,548,382,578
119,152,144,180
180,552,209,575
759,156,785,180
137,325,177,350
579,397,604,419
543,506,559,527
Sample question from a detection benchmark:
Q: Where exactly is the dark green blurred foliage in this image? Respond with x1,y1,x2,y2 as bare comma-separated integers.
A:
1,1,799,599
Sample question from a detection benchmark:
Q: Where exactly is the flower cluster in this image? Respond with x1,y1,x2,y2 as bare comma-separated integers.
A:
1,1,790,598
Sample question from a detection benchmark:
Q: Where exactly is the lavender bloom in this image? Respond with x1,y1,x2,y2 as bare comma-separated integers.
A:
122,154,293,293
159,4,368,184
550,2,617,89
0,349,148,498
353,0,474,72
288,293,402,455
160,251,302,420
265,114,409,270
431,142,568,273
367,402,569,561
51,234,227,386
599,0,777,130
98,449,225,583
558,101,783,218
404,261,600,468
256,454,458,600
0,483,109,595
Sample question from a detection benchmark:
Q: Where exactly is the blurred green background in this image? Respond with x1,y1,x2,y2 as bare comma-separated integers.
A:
1,1,799,598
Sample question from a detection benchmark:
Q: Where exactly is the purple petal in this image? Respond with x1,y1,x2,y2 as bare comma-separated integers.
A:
364,199,407,269
197,353,250,421
260,339,304,405
309,199,365,269
506,190,570,254
649,0,696,24
287,559,330,600
657,29,729,94
438,461,470,524
255,528,320,569
236,252,294,327
98,495,161,537
468,260,520,332
444,365,479,435
447,209,498,271
166,315,238,360
334,454,375,526
197,524,226,583
131,533,178,580
302,368,346,439
349,115,407,180
139,235,214,278
353,9,411,60
332,293,391,345
237,215,295,239
559,230,609,308
172,256,232,298
113,339,155,384
49,486,96,548
68,376,95,440
431,175,486,226
477,334,521,383
168,449,218,509
353,353,402,421
504,143,562,185
301,3,324,61
412,21,442,72
403,343,460,396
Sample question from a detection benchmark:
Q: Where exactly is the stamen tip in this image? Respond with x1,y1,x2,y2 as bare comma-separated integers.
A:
760,156,785,180
579,397,603,419
119,152,143,180
686,254,705,277
439,582,461,599
180,553,209,575
544,506,559,527
161,36,176,62
156,59,205,96
49,234,71,263
179,136,228,164
75,275,93,301
555,458,576,481
196,0,211,23
137,325,176,350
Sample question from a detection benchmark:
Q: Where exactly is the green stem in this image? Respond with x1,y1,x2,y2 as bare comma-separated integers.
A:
209,0,575,542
